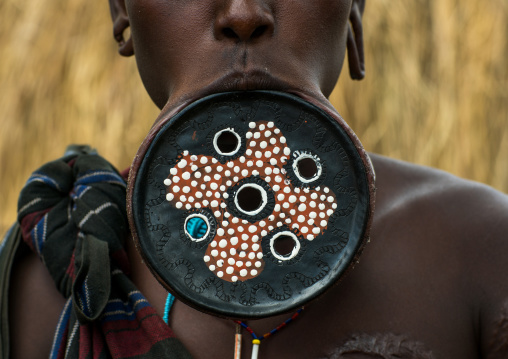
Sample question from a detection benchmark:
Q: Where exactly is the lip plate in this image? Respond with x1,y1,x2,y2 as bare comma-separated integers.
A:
127,91,375,319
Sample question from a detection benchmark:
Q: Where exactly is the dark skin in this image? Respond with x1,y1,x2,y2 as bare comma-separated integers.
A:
9,0,508,358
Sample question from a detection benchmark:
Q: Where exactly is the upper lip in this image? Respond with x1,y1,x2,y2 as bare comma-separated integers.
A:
194,69,293,99
156,68,326,130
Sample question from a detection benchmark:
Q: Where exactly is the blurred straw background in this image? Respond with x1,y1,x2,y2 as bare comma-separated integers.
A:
1,0,507,236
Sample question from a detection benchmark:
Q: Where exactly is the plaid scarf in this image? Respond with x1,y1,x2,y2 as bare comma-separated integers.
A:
17,146,192,359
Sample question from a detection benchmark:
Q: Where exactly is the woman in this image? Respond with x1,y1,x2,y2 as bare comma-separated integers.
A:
4,1,508,358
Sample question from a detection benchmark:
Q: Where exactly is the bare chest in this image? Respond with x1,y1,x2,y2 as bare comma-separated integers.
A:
129,185,478,359
164,256,477,359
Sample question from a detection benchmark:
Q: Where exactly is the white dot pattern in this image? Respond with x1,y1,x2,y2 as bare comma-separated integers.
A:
163,120,337,282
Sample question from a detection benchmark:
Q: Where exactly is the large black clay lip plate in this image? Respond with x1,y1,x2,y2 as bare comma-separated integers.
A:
129,91,374,319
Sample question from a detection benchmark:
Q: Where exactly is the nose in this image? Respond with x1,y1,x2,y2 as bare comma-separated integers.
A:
214,0,275,42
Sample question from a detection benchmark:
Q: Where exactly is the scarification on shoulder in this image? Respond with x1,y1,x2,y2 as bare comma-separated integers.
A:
327,333,435,359
489,299,508,354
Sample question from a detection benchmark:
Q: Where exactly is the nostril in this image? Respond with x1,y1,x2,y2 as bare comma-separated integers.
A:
251,25,267,39
222,27,239,40
215,3,274,42
221,25,268,41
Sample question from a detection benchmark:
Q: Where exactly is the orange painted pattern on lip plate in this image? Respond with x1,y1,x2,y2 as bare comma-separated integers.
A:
164,120,338,282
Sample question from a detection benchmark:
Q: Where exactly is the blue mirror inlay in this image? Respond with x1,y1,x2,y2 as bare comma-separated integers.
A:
186,217,208,239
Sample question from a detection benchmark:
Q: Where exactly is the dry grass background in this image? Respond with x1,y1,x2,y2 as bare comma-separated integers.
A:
1,0,507,236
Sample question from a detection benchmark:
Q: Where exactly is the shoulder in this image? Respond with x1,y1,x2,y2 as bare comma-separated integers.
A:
369,153,508,272
7,237,66,359
369,153,508,356
370,153,508,230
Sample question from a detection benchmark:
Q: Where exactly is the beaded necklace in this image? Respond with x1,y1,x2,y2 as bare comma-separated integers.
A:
233,307,304,359
163,293,304,359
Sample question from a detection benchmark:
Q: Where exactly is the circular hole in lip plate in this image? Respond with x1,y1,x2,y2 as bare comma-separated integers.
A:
297,157,319,180
234,183,268,215
270,231,300,261
213,128,242,155
293,153,323,183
